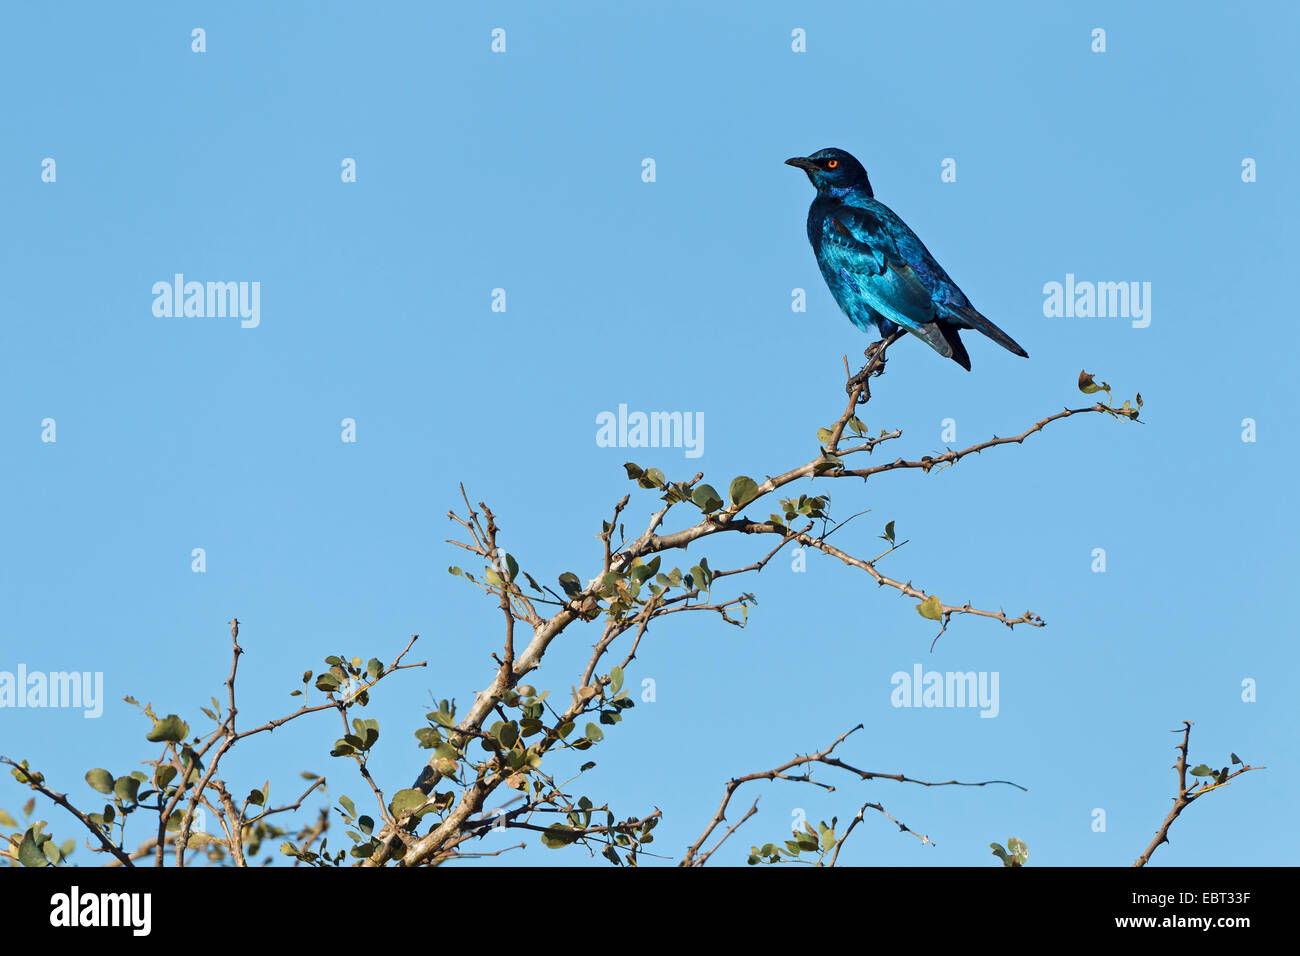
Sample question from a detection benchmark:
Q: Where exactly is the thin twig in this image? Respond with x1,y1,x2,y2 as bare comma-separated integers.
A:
1133,721,1263,867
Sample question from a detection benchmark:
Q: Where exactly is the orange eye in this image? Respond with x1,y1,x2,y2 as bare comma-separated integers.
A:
827,159,838,168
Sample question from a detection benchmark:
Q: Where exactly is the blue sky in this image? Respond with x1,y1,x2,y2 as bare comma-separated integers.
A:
1,1,1295,867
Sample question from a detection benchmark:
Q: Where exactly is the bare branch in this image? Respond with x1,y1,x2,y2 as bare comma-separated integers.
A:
828,800,933,866
679,725,1022,866
1133,721,1264,867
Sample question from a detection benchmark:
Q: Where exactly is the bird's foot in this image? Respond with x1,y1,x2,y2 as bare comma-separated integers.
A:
845,340,891,402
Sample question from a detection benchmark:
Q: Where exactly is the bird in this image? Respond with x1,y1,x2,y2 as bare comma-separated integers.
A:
786,147,1027,371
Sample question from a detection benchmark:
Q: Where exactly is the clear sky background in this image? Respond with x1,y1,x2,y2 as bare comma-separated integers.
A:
1,1,1295,867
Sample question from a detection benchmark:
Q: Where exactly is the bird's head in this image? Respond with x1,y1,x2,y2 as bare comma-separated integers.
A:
785,148,873,197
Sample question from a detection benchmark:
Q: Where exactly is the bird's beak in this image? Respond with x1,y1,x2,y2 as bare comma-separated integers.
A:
785,156,818,171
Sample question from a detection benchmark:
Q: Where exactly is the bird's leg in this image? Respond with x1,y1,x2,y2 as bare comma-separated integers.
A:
845,330,906,402
845,347,882,398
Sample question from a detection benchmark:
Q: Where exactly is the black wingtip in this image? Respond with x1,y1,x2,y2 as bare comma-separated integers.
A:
938,324,972,370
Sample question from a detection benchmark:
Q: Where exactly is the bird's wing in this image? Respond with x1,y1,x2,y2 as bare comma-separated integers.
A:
856,202,1028,357
859,201,981,310
818,206,938,334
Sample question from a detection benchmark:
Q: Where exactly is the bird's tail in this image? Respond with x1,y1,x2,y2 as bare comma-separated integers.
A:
943,303,1029,359
910,321,971,370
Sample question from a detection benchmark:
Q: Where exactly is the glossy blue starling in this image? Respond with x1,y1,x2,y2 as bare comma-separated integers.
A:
786,147,1027,370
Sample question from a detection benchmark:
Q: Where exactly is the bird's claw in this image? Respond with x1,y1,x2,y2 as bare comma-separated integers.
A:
846,367,871,399
845,340,890,402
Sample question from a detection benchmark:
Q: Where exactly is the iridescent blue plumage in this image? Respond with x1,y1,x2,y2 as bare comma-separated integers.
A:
786,147,1027,370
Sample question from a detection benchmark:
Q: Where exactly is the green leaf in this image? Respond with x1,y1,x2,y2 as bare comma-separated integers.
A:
729,476,759,508
389,788,427,819
338,795,356,818
113,776,141,803
145,714,190,744
505,553,519,582
85,769,114,794
558,572,582,598
540,825,581,849
816,427,834,444
1189,763,1213,777
585,723,605,743
692,484,724,513
916,595,943,621
17,830,46,867
609,665,624,696
0,808,16,828
622,463,644,480
881,520,895,545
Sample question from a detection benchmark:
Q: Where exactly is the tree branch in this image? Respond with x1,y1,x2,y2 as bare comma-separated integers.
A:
1133,721,1264,867
679,724,1023,866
